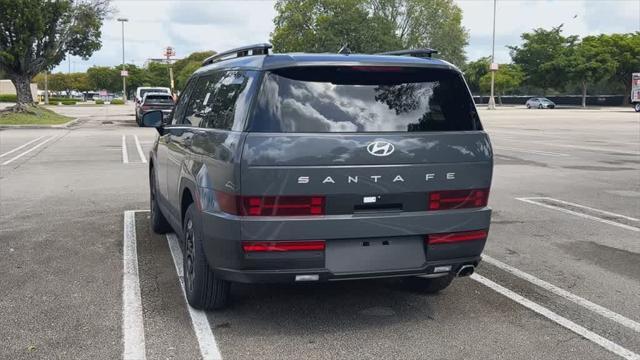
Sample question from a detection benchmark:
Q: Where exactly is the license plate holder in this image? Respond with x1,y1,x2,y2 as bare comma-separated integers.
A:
325,236,425,274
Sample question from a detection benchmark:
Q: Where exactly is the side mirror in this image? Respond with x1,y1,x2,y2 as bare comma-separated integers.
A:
142,110,164,133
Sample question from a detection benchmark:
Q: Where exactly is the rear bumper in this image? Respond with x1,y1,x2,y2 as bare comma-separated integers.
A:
200,207,491,283
214,256,482,283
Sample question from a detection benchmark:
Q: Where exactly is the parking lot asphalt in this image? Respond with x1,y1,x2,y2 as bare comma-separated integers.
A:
0,104,638,359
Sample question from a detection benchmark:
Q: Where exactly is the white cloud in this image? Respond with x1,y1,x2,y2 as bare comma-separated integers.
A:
52,0,639,73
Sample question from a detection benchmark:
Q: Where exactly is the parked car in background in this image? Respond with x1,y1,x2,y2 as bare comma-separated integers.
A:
526,97,555,109
136,93,174,126
141,43,493,310
135,87,172,122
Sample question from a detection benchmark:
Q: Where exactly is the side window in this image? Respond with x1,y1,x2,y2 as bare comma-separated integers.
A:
177,70,255,130
201,71,252,130
171,77,196,125
183,74,222,127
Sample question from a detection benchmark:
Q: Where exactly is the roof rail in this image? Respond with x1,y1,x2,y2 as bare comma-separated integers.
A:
377,48,438,58
202,43,272,66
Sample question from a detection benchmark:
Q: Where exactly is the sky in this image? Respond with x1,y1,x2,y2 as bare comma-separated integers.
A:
54,0,640,73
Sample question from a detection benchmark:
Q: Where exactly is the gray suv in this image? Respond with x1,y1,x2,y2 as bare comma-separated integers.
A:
142,44,493,310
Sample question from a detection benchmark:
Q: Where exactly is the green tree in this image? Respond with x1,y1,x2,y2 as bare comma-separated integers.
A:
594,33,640,105
172,51,215,91
0,0,110,108
508,25,577,93
270,0,468,65
145,62,171,88
114,64,147,97
370,0,469,65
271,0,399,54
548,36,616,107
47,73,71,93
461,56,490,93
479,64,524,100
87,66,119,92
69,73,90,92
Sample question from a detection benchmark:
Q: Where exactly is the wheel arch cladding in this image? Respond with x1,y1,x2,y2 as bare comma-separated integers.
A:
181,187,195,224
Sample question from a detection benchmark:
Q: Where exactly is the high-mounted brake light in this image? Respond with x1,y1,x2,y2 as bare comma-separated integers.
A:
428,189,489,210
349,66,404,72
215,192,325,216
242,240,326,252
427,229,488,245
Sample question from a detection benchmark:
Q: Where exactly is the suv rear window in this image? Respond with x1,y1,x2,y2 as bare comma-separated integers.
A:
144,95,173,104
249,66,480,133
140,88,168,98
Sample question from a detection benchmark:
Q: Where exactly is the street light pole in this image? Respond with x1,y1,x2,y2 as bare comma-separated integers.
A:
117,18,129,103
488,0,497,110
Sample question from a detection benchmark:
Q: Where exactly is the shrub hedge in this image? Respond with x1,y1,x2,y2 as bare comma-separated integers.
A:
61,100,77,105
95,99,104,105
0,94,18,102
110,99,125,105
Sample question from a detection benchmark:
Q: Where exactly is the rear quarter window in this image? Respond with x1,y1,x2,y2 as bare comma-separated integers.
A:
249,66,481,133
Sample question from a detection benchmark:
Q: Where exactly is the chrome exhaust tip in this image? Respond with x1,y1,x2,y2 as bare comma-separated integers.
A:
457,265,475,277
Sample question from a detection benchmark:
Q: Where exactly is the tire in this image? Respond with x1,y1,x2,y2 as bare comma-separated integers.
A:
183,203,230,310
634,103,640,112
526,104,531,109
149,168,171,234
404,274,455,294
538,104,543,109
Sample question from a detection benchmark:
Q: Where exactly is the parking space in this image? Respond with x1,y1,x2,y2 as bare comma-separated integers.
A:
1,105,639,359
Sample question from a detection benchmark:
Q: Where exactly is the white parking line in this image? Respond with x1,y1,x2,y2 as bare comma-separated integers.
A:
122,135,129,164
134,135,148,164
123,210,146,360
167,233,222,360
516,197,640,232
472,274,640,360
493,146,570,157
483,255,640,333
541,143,640,156
1,135,55,166
522,197,639,222
0,135,46,158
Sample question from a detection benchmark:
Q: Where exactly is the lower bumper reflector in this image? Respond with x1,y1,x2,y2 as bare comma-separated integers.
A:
295,274,320,282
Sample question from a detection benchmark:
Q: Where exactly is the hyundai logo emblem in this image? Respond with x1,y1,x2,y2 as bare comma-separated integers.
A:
367,141,395,157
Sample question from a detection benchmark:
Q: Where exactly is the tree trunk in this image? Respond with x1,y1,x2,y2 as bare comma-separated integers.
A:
623,81,631,106
11,75,35,105
581,81,587,108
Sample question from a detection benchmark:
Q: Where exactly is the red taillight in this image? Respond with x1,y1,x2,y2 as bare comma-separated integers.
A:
215,192,325,216
141,105,150,111
428,189,489,210
242,240,325,252
427,230,488,245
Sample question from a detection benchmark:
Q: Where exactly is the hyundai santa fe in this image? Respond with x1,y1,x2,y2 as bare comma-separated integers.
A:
141,43,494,310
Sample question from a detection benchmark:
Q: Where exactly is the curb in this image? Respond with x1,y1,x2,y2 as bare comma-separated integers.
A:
0,117,80,129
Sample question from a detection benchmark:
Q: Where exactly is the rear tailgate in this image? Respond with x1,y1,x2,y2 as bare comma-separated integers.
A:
237,65,492,244
239,132,492,239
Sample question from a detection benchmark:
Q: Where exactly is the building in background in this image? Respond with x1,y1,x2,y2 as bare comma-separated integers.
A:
0,80,38,102
143,58,181,68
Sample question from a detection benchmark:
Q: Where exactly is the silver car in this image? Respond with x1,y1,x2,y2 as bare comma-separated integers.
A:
526,97,555,109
